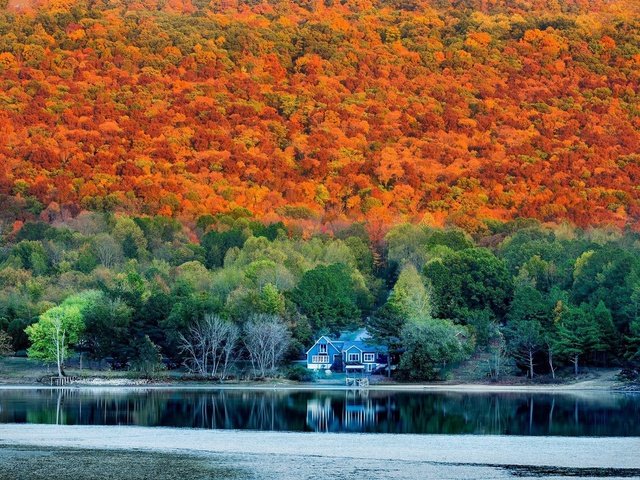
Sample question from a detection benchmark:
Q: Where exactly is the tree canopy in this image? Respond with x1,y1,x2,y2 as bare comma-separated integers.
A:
0,0,639,232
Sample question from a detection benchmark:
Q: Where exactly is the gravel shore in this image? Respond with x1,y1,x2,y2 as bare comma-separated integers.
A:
1,425,639,479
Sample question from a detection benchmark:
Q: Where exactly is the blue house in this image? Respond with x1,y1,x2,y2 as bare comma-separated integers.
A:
306,331,387,373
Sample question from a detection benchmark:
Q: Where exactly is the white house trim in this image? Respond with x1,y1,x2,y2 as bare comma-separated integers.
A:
305,336,339,355
344,345,363,353
311,355,329,364
347,352,361,362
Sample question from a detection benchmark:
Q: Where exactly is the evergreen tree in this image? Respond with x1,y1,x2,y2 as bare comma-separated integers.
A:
504,276,549,378
290,263,361,334
131,335,164,378
555,304,602,376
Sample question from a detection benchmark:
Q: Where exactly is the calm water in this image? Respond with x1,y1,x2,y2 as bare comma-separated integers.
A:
0,388,638,436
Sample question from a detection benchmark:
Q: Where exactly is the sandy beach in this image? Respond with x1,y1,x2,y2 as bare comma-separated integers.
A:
0,374,630,393
1,424,639,479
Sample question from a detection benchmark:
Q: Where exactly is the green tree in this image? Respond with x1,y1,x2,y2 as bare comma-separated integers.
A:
399,318,471,381
425,229,473,252
385,265,433,321
385,224,430,270
130,335,164,378
504,315,543,379
592,300,618,360
258,283,286,315
572,247,640,331
555,304,602,376
112,217,147,260
290,263,361,334
504,278,548,378
626,317,640,363
83,295,134,364
368,303,405,377
424,248,512,322
201,228,248,269
466,308,496,348
25,291,100,378
12,241,48,275
369,265,434,375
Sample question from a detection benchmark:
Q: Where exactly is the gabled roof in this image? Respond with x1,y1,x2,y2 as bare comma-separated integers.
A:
343,340,387,353
306,330,388,355
305,335,341,354
337,328,371,342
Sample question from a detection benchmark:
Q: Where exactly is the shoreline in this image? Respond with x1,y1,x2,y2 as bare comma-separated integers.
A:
0,380,635,393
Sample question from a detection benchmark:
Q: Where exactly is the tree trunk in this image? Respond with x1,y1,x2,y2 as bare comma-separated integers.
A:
548,350,555,380
573,355,579,376
528,349,535,379
55,327,64,379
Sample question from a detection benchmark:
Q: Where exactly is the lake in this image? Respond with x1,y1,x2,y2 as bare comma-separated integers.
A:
0,388,638,436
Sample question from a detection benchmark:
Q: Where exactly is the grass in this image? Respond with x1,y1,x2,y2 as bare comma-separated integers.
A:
0,446,241,480
0,357,187,384
0,357,131,382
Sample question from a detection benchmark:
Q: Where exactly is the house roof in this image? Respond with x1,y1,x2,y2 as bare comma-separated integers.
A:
305,335,342,354
306,330,387,355
343,340,387,353
337,328,371,342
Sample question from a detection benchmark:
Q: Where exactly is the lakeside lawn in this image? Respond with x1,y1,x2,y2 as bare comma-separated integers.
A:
0,357,632,392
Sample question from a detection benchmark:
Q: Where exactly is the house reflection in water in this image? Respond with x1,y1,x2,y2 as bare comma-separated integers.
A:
306,391,395,432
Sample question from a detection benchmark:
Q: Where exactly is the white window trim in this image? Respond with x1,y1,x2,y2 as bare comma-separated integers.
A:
347,353,360,362
312,355,329,364
319,344,327,354
363,353,375,363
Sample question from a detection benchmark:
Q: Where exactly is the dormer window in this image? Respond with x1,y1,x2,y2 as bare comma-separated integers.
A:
319,343,327,354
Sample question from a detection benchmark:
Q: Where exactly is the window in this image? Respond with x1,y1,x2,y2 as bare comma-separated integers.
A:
312,355,329,364
363,353,375,363
319,343,327,354
348,352,360,362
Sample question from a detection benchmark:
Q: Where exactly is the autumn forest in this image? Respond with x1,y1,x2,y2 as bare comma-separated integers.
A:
1,0,639,235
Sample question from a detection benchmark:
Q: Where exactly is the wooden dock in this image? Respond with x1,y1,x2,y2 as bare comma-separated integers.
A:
49,376,79,386
345,376,369,388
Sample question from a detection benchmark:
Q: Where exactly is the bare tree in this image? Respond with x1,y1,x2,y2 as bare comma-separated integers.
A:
221,323,239,380
180,322,209,376
0,330,13,357
243,314,291,378
179,314,239,379
545,334,558,380
94,233,123,268
487,333,507,381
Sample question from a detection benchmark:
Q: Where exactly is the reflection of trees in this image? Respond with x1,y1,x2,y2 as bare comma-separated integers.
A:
186,391,309,431
0,390,639,436
394,392,640,436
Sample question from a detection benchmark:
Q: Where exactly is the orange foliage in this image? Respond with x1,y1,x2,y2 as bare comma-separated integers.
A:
0,0,639,232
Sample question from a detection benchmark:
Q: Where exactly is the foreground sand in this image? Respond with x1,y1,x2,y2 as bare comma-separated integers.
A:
0,425,639,479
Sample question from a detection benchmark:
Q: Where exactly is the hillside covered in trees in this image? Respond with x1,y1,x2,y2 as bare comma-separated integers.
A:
1,212,640,380
1,0,640,235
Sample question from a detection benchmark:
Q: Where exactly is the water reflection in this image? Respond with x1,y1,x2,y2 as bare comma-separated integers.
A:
306,390,393,432
0,389,638,436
